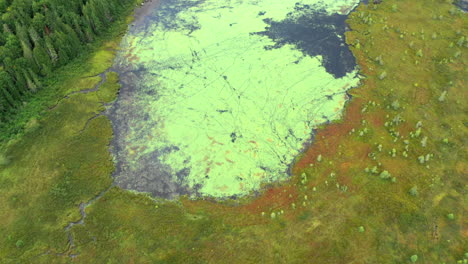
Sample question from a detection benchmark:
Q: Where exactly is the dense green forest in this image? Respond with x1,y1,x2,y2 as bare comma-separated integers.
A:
0,0,134,126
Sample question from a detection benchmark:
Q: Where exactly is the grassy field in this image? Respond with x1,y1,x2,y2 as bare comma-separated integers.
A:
0,0,466,263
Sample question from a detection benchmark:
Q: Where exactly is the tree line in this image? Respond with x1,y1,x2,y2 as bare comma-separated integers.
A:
0,0,134,122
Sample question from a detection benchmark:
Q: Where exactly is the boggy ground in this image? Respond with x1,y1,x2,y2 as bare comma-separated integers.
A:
0,0,466,263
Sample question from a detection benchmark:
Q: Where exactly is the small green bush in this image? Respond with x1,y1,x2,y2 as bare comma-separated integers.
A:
416,49,423,57
409,186,418,196
378,71,387,80
379,170,391,179
0,154,11,166
15,240,24,248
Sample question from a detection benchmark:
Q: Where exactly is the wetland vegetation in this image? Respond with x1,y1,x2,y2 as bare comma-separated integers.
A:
0,0,466,263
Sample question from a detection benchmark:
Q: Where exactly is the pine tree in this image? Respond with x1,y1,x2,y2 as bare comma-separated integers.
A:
0,0,8,13
31,13,46,37
0,70,22,101
20,40,33,60
44,36,58,64
0,87,18,108
15,22,32,49
28,68,41,89
62,24,81,57
3,23,12,33
9,58,31,96
4,34,23,59
28,26,41,46
83,22,95,42
23,69,37,92
0,46,7,62
20,40,40,73
70,13,86,42
1,12,15,33
33,44,52,76
57,49,69,66
0,99,7,119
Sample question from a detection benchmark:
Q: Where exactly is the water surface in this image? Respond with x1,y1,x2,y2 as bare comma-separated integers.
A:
109,0,362,198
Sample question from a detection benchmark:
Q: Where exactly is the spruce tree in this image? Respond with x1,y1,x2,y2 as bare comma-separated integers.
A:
31,13,46,37
70,14,86,42
4,34,22,59
33,44,52,76
0,71,22,101
20,40,33,60
20,40,40,73
23,69,37,92
0,87,18,108
44,36,58,64
57,49,69,66
15,22,32,49
28,68,41,89
28,26,41,46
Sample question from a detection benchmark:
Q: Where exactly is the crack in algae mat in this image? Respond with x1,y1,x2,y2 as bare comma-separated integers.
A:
109,0,362,198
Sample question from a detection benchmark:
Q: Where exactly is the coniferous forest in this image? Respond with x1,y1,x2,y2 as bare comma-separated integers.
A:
0,0,134,124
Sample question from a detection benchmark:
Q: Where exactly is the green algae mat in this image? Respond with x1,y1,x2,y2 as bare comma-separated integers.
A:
109,0,362,198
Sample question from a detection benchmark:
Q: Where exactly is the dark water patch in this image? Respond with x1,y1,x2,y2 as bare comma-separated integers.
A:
131,0,206,35
106,68,194,198
454,0,468,12
253,3,357,78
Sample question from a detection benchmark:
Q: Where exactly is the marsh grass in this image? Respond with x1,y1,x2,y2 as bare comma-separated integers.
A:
0,0,466,263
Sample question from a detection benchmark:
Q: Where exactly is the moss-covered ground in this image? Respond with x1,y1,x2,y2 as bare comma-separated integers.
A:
0,0,466,263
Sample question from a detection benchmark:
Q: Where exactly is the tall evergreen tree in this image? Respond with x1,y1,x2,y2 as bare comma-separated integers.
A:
28,68,41,89
31,13,46,37
4,34,22,59
33,44,52,76
70,13,86,42
0,0,8,13
57,49,69,66
28,26,41,46
0,87,18,108
20,40,33,60
22,69,37,92
0,71,22,101
44,36,58,64
20,40,40,73
15,23,32,49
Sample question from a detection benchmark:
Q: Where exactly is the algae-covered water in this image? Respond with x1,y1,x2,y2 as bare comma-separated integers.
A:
109,0,362,198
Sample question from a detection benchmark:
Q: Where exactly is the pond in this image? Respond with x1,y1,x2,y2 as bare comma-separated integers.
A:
108,0,363,198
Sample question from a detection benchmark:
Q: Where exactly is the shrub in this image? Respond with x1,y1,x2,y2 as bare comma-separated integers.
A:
0,153,11,166
409,186,418,196
416,49,423,57
379,170,391,179
438,91,447,102
15,240,24,248
378,71,387,80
